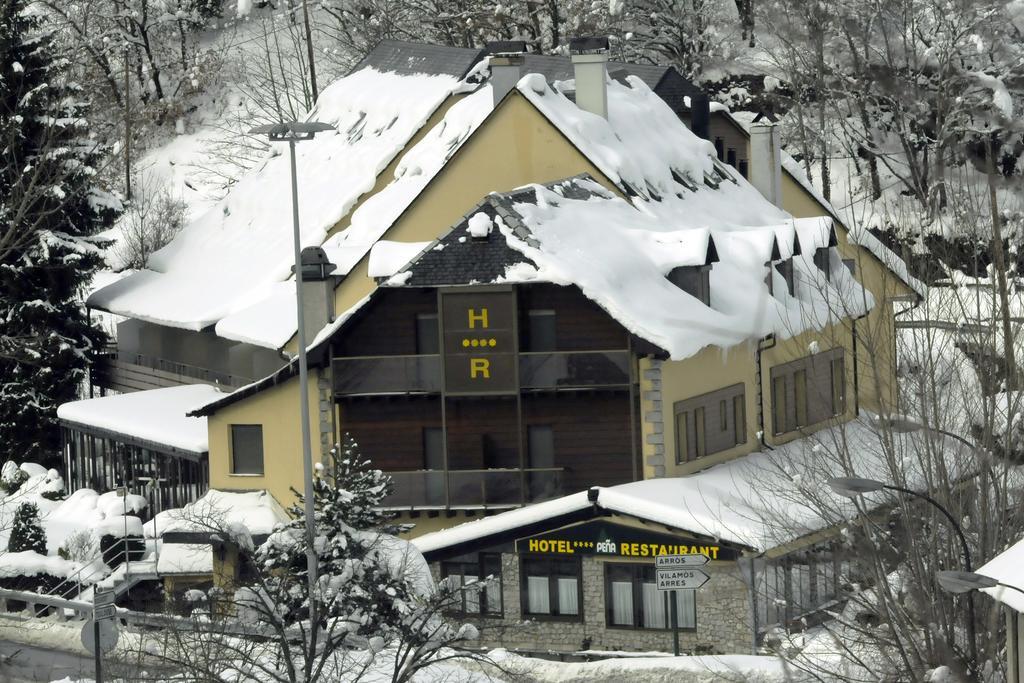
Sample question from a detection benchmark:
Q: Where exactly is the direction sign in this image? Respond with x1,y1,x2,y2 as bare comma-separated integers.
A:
656,567,710,591
81,617,119,655
93,604,117,621
656,553,710,569
94,589,115,607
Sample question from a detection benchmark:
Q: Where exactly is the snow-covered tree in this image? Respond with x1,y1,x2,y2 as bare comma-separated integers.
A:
8,502,46,554
0,0,115,466
128,436,513,683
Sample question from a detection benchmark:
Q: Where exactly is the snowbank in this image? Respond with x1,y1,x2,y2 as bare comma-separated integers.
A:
57,384,222,454
146,489,287,539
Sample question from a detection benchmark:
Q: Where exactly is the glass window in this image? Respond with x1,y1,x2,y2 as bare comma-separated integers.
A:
667,266,711,306
415,313,439,354
525,310,556,352
422,427,444,470
605,564,696,630
230,425,264,475
831,357,846,415
675,411,688,464
441,554,503,617
794,369,808,427
843,258,856,276
814,247,832,281
774,260,795,296
521,557,581,619
527,425,554,468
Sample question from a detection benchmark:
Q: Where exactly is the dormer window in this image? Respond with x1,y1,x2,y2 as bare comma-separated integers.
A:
668,265,711,306
813,246,832,281
767,259,795,297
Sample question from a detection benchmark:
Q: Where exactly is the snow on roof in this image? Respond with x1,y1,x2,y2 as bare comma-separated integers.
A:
157,543,214,575
979,538,1024,612
484,180,870,360
88,67,460,332
57,384,222,454
146,489,287,539
413,416,978,555
368,241,432,278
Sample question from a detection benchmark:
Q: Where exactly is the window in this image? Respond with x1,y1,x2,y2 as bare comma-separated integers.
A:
770,348,845,435
230,425,264,475
726,148,737,167
843,258,856,276
714,137,724,160
521,557,581,619
757,546,849,627
605,564,696,630
527,425,557,501
674,384,746,463
423,428,444,470
415,313,439,354
738,159,749,179
774,259,796,296
524,310,556,352
667,266,711,306
442,554,503,617
814,247,832,281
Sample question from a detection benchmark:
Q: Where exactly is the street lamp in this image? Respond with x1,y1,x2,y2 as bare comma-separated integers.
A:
827,476,979,672
249,120,336,636
874,415,980,455
937,570,1024,599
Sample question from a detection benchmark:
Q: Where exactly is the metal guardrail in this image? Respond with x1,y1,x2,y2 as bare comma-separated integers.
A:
92,351,253,392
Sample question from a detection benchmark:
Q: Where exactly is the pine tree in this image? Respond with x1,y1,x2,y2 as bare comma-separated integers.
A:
0,0,116,466
8,502,46,554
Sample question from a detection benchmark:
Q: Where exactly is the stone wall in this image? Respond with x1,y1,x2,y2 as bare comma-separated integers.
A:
444,553,754,655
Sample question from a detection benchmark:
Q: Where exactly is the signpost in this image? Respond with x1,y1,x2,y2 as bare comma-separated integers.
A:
656,554,711,656
83,589,119,682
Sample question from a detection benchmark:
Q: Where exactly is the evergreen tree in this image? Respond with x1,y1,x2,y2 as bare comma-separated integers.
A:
8,502,46,554
0,0,116,466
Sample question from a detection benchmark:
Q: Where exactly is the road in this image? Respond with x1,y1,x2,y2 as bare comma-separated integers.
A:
0,639,142,682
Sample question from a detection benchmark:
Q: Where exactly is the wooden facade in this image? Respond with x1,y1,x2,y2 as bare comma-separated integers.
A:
332,284,640,509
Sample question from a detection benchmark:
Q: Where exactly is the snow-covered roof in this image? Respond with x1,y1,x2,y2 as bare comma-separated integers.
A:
88,67,462,335
146,489,288,539
385,176,869,361
156,543,214,575
413,416,978,556
978,538,1024,612
57,384,222,454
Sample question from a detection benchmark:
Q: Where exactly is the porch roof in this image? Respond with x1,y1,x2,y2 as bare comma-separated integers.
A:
57,384,222,457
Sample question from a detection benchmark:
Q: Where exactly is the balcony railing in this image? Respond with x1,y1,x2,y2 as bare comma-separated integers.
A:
333,355,442,396
92,351,253,393
519,351,630,389
382,468,564,508
333,351,631,396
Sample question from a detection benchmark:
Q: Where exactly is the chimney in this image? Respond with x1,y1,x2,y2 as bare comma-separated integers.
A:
486,41,526,108
293,246,337,343
569,36,609,119
749,122,783,207
689,93,710,140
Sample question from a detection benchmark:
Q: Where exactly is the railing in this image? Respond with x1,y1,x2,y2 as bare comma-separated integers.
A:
519,351,631,389
333,355,442,395
92,351,253,393
382,468,564,508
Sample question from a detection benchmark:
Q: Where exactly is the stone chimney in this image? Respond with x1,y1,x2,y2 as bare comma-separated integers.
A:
487,41,526,108
569,36,609,119
689,93,711,140
749,122,783,207
293,246,337,343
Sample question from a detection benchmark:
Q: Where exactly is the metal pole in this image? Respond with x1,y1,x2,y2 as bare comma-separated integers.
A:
289,138,319,642
670,591,680,656
93,619,103,683
885,484,978,673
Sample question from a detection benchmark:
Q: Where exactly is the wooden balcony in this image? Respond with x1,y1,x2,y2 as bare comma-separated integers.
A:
381,468,565,509
91,351,253,394
333,351,630,397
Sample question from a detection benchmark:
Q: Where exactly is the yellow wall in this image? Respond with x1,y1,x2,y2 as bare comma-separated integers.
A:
780,171,913,413
207,371,321,507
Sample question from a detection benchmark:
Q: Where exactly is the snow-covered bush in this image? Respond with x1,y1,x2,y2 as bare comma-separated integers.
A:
58,530,101,564
0,461,29,495
8,502,46,554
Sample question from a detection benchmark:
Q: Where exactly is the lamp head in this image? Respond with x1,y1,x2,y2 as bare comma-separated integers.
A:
827,476,886,498
936,570,998,594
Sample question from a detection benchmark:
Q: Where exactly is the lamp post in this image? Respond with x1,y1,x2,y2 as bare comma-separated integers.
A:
827,476,979,673
248,120,335,645
876,415,981,455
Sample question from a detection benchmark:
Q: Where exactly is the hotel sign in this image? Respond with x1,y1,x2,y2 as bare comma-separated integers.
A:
441,289,517,395
515,520,736,561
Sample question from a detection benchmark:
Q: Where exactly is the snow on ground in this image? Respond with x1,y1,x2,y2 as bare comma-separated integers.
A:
57,384,223,455
145,489,287,540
